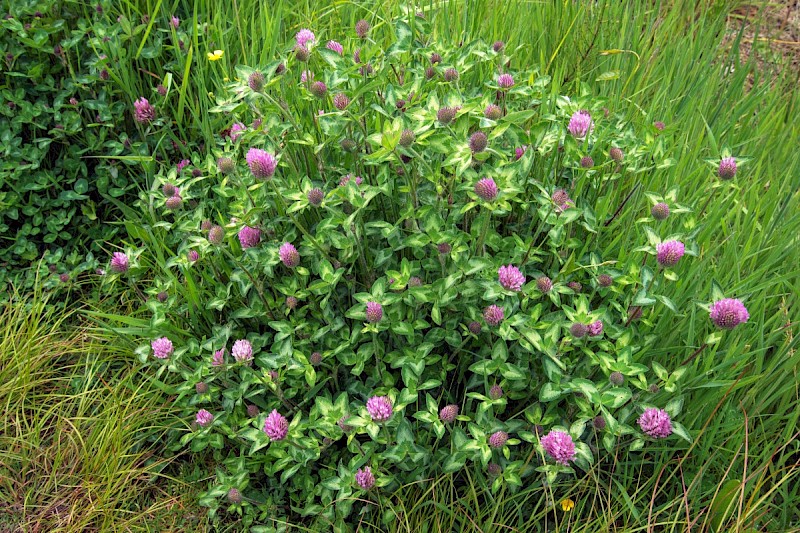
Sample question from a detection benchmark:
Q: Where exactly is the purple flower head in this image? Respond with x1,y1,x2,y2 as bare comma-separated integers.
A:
195,382,209,394
498,264,525,291
651,202,670,220
238,226,261,249
263,409,289,441
492,40,505,52
541,430,577,465
444,67,459,82
474,178,498,202
567,281,582,293
187,250,199,262
515,146,527,160
484,104,502,120
227,488,243,503
248,71,265,92
489,384,503,400
654,121,665,130
196,409,213,427
656,240,685,268
568,110,594,140
597,274,613,287
718,157,737,179
609,147,624,162
468,321,482,335
246,148,277,179
437,106,457,125
165,195,183,210
231,339,253,364
488,431,508,449
307,187,324,206
285,296,298,310
709,298,749,329
588,320,603,336
580,155,594,168
208,225,225,244
497,73,514,89
110,252,129,273
366,395,393,422
133,97,155,123
339,174,363,187
170,16,179,29
229,123,246,141
552,189,574,213
638,408,673,439
212,348,225,367
300,70,314,83
326,40,343,55
310,351,322,365
483,305,505,327
437,242,451,255
469,131,488,153
333,93,350,110
295,29,316,48
310,81,327,98
439,404,459,423
609,371,624,386
59,273,70,283
365,301,383,323
279,242,300,268
355,19,370,39
151,337,174,359
355,466,375,490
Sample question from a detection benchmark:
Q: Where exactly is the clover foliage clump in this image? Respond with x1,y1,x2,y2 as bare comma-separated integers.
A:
110,15,748,529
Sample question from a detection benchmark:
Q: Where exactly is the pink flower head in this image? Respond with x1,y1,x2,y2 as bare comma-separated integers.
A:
355,19,370,39
279,242,300,268
498,264,525,291
300,70,314,83
536,276,553,293
515,146,527,160
176,159,190,173
568,109,593,140
638,408,673,439
326,40,343,55
110,252,129,273
488,430,508,449
231,339,253,364
212,348,225,366
439,404,459,423
151,337,174,359
718,157,737,179
355,466,375,489
230,122,246,141
170,16,179,29
187,250,199,262
656,240,685,268
333,93,350,110
133,97,155,123
497,73,514,89
238,226,261,249
474,178,498,201
295,29,315,48
307,187,324,206
263,409,289,441
339,174,363,187
484,104,502,120
366,395,393,422
541,429,577,465
588,320,603,336
246,148,277,179
552,188,574,213
709,298,749,329
196,409,213,427
483,305,505,327
365,301,383,323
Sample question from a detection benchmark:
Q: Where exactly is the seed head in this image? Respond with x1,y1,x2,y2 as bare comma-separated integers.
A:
437,242,451,255
474,178,498,201
443,68,459,82
536,276,553,293
570,323,588,338
430,52,442,64
468,321,482,335
567,281,582,293
157,291,168,302
638,408,673,439
425,67,436,80
593,415,606,430
208,225,225,244
355,19,370,39
628,306,643,322
709,298,749,329
609,371,624,386
310,81,327,98
399,129,415,147
651,202,670,220
649,384,660,394
597,274,613,287
156,84,166,97
227,488,243,504
487,463,502,477
165,195,183,210
338,416,353,433
307,187,324,206
580,155,594,168
333,93,350,110
310,352,322,365
492,40,505,52
294,44,310,62
656,240,685,268
469,131,488,153
366,395,393,422
609,147,624,162
437,106,457,125
489,384,504,400
248,71,265,92
408,277,423,288
263,409,289,441
340,138,357,152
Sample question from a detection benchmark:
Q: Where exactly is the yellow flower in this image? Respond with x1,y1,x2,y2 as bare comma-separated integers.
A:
207,50,224,61
560,498,575,511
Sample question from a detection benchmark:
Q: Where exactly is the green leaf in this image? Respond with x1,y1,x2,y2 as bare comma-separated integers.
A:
540,382,561,402
600,388,632,409
709,479,741,532
386,20,412,56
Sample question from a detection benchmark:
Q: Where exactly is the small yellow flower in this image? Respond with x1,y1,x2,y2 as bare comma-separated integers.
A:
207,50,224,61
560,498,575,511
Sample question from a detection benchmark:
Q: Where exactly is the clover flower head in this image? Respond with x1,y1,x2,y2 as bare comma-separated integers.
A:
709,298,749,329
196,409,213,427
656,240,685,268
326,40,343,55
263,409,289,441
483,305,505,327
246,148,277,179
489,431,508,448
568,109,593,140
238,226,261,249
638,408,673,439
296,29,315,48
355,466,375,489
231,339,253,364
366,395,393,422
498,264,525,291
110,252,129,273
151,337,174,359
541,430,577,465
279,242,300,268
133,97,155,123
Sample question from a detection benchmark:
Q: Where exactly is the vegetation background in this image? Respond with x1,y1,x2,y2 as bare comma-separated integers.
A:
1,0,798,531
